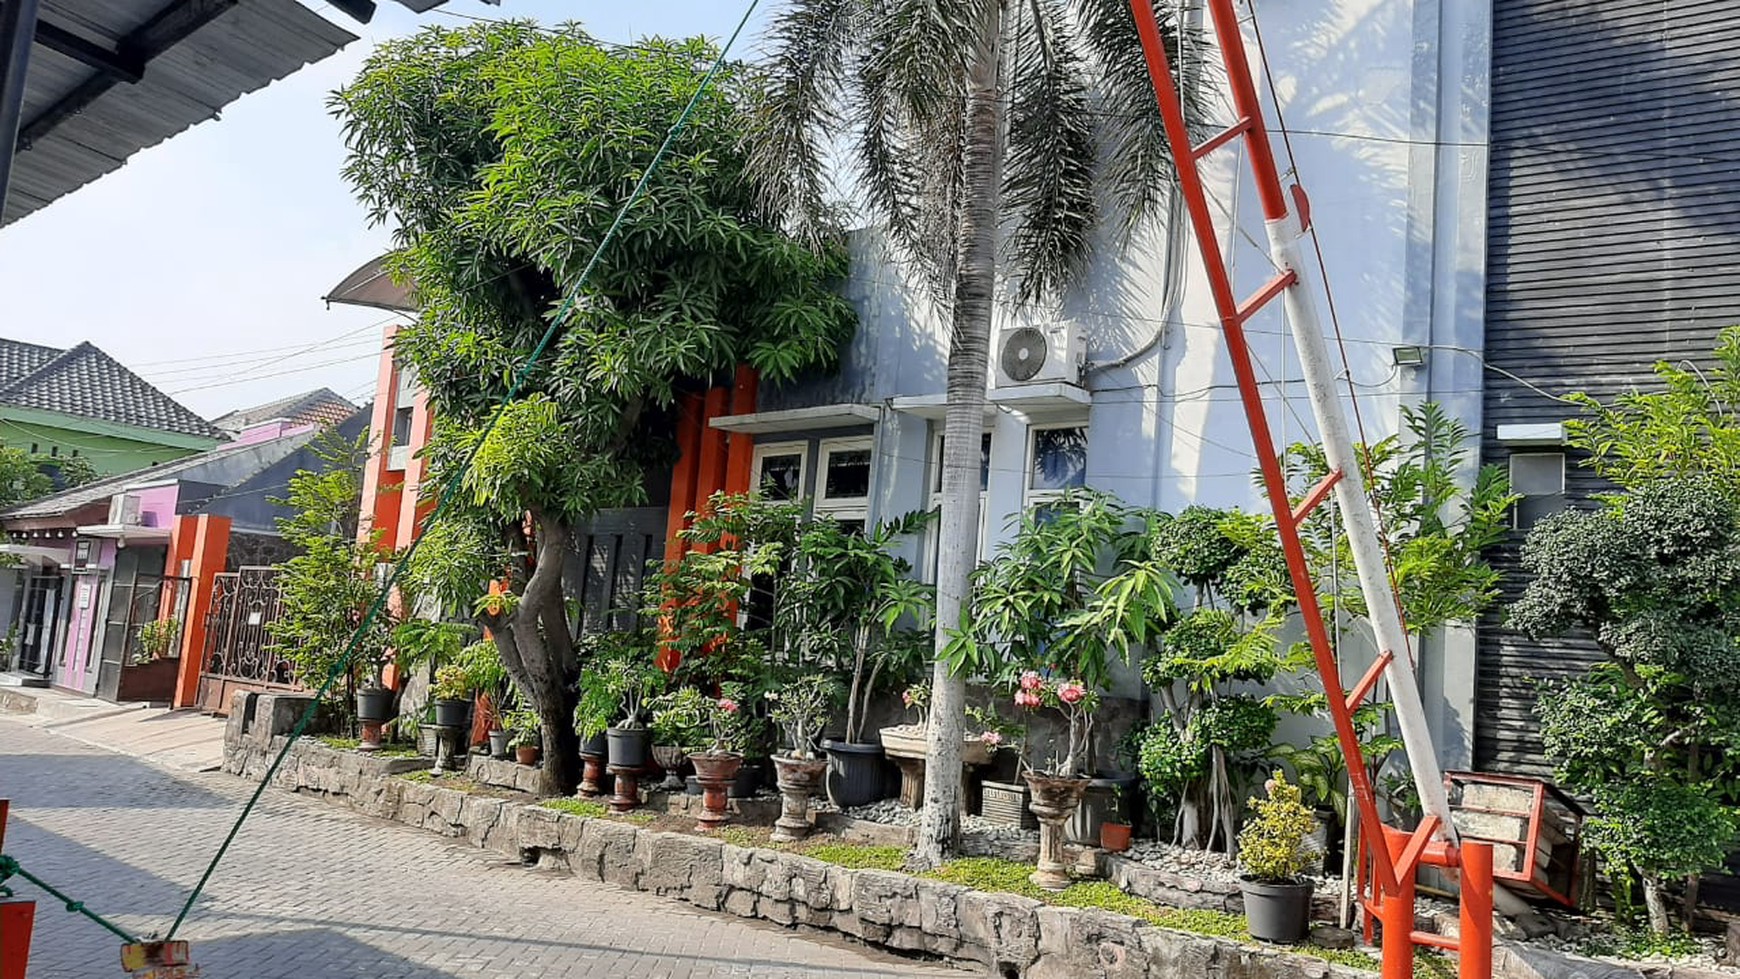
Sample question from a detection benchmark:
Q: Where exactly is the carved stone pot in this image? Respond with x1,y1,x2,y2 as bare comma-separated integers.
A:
770,755,829,843
1025,772,1090,891
689,751,744,831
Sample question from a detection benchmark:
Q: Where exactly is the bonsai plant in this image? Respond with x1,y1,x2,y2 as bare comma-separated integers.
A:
504,706,542,766
1099,782,1133,853
766,674,842,842
1237,771,1318,943
649,686,711,791
689,691,748,831
430,664,474,729
1011,671,1102,890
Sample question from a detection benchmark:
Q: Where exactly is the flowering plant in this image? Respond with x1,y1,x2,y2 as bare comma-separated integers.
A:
699,690,748,755
1011,672,1099,777
900,683,930,726
765,674,840,759
967,705,1020,754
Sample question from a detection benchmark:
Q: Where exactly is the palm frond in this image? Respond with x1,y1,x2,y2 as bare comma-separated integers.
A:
1003,0,1098,304
742,0,861,247
1072,0,1209,238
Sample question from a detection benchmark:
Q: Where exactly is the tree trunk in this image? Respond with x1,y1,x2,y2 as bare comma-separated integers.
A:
1644,875,1672,936
486,513,582,797
913,0,1006,872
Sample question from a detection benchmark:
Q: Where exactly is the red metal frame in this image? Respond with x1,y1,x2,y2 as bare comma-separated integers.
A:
1125,3,1492,976
1445,770,1583,907
0,800,33,979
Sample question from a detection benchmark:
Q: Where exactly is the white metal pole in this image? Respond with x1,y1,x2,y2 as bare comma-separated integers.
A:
1263,212,1457,844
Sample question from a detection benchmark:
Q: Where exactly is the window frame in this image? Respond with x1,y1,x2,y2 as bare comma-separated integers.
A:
1024,422,1090,506
814,436,874,525
750,440,810,502
925,430,992,580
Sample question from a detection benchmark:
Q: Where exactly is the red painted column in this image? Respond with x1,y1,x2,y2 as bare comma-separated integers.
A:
357,324,404,552
0,801,31,979
170,515,233,709
722,366,759,497
664,394,705,565
692,387,731,553
1458,841,1494,979
395,388,436,547
1379,825,1417,979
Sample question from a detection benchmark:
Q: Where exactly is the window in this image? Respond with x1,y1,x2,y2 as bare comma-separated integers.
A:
1509,452,1565,531
815,437,873,531
48,446,57,457
927,431,993,578
391,405,415,447
1027,425,1088,500
750,442,808,501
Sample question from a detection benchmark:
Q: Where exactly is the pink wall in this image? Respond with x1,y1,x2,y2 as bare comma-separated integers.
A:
132,484,180,528
234,420,315,446
56,539,116,694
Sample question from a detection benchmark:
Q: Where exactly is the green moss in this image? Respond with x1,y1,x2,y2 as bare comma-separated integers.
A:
318,736,360,750
315,735,421,758
923,857,1044,898
713,827,764,849
539,798,608,819
615,810,657,826
1580,926,1703,961
802,843,908,871
396,770,435,783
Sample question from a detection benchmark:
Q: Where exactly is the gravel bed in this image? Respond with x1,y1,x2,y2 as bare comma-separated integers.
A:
841,799,1039,847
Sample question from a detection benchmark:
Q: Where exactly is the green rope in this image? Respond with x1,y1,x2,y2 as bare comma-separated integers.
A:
0,855,143,944
164,1,762,941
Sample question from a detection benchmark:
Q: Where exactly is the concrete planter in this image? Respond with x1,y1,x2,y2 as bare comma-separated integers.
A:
770,755,829,843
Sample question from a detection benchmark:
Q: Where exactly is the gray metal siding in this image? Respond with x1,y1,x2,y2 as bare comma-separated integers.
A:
1478,0,1740,772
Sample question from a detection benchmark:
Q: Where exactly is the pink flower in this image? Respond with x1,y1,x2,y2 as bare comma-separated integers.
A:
717,698,739,715
1014,690,1042,710
1057,682,1087,705
980,731,1004,747
902,690,914,707
1019,670,1044,692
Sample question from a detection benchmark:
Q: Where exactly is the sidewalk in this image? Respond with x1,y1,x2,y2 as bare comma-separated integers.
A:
0,685,225,772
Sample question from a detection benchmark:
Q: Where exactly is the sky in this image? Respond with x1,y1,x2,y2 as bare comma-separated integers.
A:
0,0,775,420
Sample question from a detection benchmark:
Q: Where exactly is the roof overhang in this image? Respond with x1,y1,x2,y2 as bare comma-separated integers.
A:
889,393,998,423
0,542,68,566
74,522,172,545
325,253,419,312
709,404,879,435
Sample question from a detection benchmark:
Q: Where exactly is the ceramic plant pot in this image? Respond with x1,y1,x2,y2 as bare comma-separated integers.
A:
431,698,469,729
689,751,744,831
822,739,885,808
606,726,651,770
515,744,541,766
1100,822,1133,853
488,730,511,760
579,732,609,798
1240,876,1314,944
770,755,829,843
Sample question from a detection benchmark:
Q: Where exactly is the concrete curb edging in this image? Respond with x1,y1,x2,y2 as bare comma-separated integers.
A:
223,693,1726,979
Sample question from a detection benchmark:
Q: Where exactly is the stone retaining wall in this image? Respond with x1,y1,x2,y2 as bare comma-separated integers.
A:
223,691,1723,979
1106,855,1340,922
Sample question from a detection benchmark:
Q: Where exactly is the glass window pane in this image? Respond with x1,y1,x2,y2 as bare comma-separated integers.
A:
758,453,804,500
824,448,872,499
1030,427,1087,491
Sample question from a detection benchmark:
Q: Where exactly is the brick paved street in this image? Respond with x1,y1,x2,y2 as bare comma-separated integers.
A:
0,722,964,978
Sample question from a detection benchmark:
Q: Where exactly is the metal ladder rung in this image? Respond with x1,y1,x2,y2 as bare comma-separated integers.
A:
1291,468,1343,526
1193,117,1252,160
1235,269,1297,324
1344,649,1394,714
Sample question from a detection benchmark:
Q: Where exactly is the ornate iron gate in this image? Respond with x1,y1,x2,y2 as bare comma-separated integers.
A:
194,566,292,714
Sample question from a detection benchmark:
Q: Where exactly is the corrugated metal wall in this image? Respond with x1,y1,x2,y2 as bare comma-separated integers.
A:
1478,0,1740,772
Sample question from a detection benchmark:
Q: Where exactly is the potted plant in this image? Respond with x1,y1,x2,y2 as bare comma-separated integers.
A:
430,664,473,729
1237,771,1318,943
650,686,710,792
767,674,841,842
822,559,933,808
134,617,181,664
1099,783,1134,853
1012,671,1100,890
689,693,747,831
503,706,542,766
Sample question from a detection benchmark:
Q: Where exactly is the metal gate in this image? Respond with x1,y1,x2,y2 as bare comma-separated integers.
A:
13,574,60,679
194,566,292,714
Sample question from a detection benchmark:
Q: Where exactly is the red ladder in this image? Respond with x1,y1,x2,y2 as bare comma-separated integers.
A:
1124,3,1494,976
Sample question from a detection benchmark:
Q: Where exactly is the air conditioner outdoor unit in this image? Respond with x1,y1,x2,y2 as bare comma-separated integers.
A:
992,322,1085,388
107,494,142,526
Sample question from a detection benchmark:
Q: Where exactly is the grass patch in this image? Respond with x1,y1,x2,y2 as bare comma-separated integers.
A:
540,798,608,818
1580,925,1703,961
713,826,765,849
801,843,907,872
396,770,434,783
921,858,1386,973
315,735,421,758
318,736,359,750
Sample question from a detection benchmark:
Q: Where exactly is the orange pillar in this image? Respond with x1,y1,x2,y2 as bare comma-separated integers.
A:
357,324,404,551
664,394,705,565
1458,841,1494,979
722,366,759,496
396,388,436,547
1379,825,1417,979
171,515,233,709
0,801,30,979
692,387,731,553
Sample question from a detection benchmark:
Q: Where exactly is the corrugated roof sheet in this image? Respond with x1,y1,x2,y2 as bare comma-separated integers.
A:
0,337,224,440
4,0,358,226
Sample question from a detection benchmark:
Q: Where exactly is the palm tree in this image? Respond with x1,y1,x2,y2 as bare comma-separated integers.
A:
750,0,1200,867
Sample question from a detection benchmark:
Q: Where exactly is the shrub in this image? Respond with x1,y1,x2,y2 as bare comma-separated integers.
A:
1237,772,1316,883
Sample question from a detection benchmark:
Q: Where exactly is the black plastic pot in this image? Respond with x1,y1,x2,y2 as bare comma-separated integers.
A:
606,726,651,770
356,687,394,724
730,763,760,798
1240,876,1314,944
581,732,608,758
1066,772,1140,846
823,739,885,808
432,698,470,729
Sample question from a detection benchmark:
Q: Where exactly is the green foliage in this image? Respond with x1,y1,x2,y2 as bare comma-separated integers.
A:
766,674,841,758
1584,780,1737,887
1137,723,1207,805
503,707,542,746
431,665,474,702
539,797,608,819
649,686,713,750
800,843,907,871
1150,507,1245,590
265,432,396,695
1268,692,1401,823
390,620,478,681
1193,696,1277,756
575,631,664,734
1237,772,1317,883
1579,925,1703,961
132,618,181,665
0,443,96,512
1284,403,1514,632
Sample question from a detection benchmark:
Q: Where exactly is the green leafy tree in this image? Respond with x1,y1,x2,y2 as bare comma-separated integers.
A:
0,445,95,512
751,0,1200,866
334,23,854,796
1514,477,1740,933
264,433,397,705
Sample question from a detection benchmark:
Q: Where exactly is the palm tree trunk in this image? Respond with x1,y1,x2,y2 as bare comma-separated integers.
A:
913,0,1006,871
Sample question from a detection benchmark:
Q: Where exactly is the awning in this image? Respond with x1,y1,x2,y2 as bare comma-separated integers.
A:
0,542,68,566
889,393,998,423
74,523,172,546
708,404,879,435
324,253,418,313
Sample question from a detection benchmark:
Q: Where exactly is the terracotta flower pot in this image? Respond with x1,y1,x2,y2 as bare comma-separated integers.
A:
689,751,744,831
770,755,829,843
515,744,541,766
1100,821,1133,853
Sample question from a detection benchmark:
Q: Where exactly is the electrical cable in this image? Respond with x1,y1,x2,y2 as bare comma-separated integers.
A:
162,0,765,940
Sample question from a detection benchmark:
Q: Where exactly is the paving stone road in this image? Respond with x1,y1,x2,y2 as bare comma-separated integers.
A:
0,722,965,978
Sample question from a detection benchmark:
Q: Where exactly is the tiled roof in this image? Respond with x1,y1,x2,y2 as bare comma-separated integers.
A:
213,387,357,434
0,339,225,441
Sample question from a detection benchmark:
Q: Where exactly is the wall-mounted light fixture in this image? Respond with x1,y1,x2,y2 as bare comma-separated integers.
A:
1391,345,1427,369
